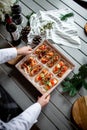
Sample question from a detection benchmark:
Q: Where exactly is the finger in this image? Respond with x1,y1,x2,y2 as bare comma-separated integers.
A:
28,48,32,51
38,96,40,99
46,95,50,100
43,93,50,98
27,46,32,50
27,45,32,49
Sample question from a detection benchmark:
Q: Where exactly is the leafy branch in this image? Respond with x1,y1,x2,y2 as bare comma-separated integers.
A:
62,64,87,96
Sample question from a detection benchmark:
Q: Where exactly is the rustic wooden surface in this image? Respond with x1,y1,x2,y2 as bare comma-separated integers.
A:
72,96,87,130
0,0,87,130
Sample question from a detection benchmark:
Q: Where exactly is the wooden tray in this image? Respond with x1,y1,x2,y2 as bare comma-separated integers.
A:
16,40,75,95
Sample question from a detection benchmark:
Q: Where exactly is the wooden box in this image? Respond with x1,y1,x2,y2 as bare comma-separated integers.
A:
16,40,75,94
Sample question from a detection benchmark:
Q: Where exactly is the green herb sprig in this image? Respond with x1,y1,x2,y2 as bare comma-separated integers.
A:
40,22,54,34
62,64,87,96
60,13,74,21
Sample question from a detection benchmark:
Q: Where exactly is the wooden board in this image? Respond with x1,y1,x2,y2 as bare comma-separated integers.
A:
72,96,87,130
7,55,23,65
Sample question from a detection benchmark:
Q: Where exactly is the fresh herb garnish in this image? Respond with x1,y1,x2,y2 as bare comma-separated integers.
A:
60,13,74,21
62,64,87,96
43,22,54,30
40,22,54,35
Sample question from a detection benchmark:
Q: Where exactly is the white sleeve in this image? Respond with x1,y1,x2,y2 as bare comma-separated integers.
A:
0,48,17,64
5,102,41,130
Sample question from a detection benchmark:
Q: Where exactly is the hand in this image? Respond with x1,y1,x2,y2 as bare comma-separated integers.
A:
17,46,32,55
37,93,50,108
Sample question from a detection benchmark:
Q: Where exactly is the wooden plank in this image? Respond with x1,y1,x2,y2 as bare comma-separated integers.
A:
33,0,56,10
79,87,87,96
36,0,86,28
60,0,87,20
0,67,32,110
7,68,78,130
42,102,77,130
20,1,86,66
21,15,28,27
20,0,44,12
57,84,80,104
0,35,11,48
0,24,11,41
75,24,87,43
50,89,72,118
48,40,86,68
60,45,87,65
38,113,59,130
19,1,32,15
80,40,87,55
47,0,87,42
0,0,86,129
11,73,73,123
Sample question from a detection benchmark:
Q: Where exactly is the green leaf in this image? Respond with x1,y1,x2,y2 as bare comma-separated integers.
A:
62,81,73,92
62,81,71,87
65,77,70,81
63,86,71,92
69,87,77,97
26,12,34,19
79,64,87,78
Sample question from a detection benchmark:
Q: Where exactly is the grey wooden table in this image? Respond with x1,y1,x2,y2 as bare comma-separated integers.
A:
0,0,87,130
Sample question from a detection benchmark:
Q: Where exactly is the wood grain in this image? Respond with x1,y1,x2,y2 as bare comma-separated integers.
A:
72,96,87,130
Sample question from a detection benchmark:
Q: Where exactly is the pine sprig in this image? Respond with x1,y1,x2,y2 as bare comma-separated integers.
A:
62,64,87,96
60,13,74,21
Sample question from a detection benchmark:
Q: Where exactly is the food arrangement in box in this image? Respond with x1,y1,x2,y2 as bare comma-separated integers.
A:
16,40,75,94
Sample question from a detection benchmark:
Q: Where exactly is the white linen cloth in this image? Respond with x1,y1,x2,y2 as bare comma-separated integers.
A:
28,8,81,49
0,48,41,130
